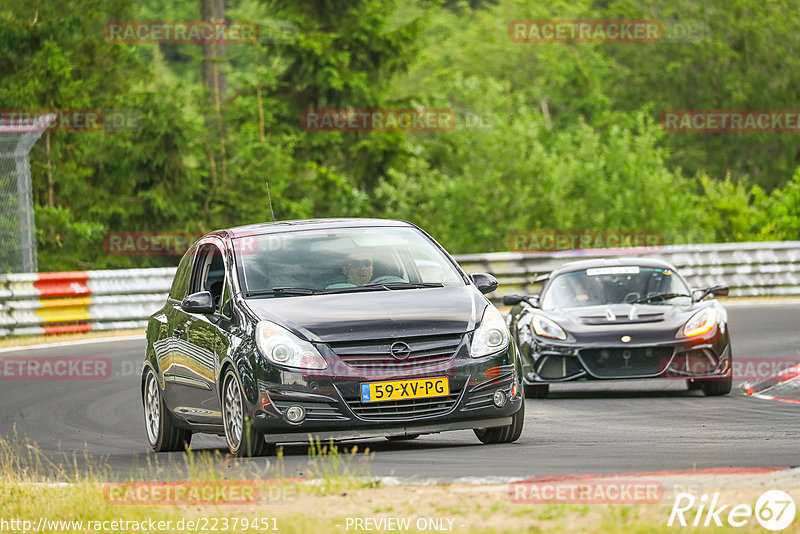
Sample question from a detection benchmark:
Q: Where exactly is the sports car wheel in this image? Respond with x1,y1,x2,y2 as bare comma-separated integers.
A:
524,383,549,399
473,402,525,444
686,379,703,391
222,369,271,457
698,374,733,396
144,369,192,452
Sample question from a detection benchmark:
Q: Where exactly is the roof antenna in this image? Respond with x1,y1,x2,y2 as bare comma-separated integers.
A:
266,180,275,222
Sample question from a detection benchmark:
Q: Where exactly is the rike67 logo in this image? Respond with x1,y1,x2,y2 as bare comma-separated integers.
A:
668,490,796,531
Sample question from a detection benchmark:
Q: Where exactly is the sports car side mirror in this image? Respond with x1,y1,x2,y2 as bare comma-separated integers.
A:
181,291,215,314
503,294,539,307
693,285,729,301
470,273,499,294
710,285,729,297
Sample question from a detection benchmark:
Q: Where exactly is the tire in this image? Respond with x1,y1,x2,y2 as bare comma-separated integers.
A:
699,374,733,396
221,369,271,457
524,383,549,399
386,434,420,441
143,370,192,452
686,379,703,391
473,401,525,445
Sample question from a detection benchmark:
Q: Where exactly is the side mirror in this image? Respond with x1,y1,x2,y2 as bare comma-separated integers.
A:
470,273,499,294
709,285,729,297
181,291,215,314
693,285,729,301
503,294,539,307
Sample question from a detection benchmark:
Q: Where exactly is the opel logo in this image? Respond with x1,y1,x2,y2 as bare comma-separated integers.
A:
621,335,631,343
389,341,412,360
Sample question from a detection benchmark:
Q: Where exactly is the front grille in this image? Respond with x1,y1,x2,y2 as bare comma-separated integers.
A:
271,399,347,421
328,333,463,371
345,391,461,421
579,347,673,378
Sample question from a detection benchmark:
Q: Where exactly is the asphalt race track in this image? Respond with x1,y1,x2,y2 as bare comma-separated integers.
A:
1,300,798,481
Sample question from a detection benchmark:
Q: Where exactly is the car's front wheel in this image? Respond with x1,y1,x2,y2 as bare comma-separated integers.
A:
473,402,525,444
221,369,271,457
143,369,192,452
696,374,733,396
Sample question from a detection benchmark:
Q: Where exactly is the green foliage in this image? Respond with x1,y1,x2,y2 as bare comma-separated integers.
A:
1,0,800,270
751,169,800,241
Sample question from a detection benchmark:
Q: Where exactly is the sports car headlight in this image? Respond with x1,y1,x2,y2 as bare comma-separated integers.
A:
471,306,510,358
255,321,327,370
531,315,567,340
682,307,717,337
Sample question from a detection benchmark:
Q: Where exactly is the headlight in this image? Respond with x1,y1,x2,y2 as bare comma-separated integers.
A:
531,315,567,340
471,306,510,358
682,307,717,337
255,321,327,370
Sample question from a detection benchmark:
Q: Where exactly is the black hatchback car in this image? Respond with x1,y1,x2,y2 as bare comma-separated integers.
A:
142,219,524,456
505,258,732,398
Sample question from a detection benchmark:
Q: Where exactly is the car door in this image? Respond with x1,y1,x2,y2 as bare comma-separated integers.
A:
167,239,226,424
158,246,196,413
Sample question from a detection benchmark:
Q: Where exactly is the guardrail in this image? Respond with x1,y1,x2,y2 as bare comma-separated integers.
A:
0,241,797,337
0,269,174,337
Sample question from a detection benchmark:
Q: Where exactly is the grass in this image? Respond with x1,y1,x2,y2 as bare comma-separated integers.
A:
1,436,798,533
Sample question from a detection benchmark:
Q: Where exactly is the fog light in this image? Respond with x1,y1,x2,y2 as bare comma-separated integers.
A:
285,405,306,423
493,390,508,407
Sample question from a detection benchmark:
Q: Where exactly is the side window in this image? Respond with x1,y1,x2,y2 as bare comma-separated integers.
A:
190,243,227,312
169,248,195,300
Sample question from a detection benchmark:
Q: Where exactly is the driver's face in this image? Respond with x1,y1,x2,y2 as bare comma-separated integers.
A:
344,258,373,285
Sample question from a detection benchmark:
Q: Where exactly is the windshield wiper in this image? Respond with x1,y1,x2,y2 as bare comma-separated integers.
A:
245,287,319,297
363,282,445,290
632,292,692,304
320,285,392,294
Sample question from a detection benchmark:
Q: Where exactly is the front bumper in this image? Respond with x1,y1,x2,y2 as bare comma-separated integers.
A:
522,330,731,384
247,344,523,443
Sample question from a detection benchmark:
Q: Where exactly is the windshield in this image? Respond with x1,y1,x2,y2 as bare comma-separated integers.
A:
233,226,464,296
541,266,691,309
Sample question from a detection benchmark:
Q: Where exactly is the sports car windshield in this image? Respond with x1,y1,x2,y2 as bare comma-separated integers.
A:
233,226,464,296
541,266,691,309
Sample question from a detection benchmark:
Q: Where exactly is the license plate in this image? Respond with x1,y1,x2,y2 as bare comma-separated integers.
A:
360,377,449,403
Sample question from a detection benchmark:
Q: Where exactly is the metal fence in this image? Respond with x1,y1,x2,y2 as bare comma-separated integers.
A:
0,241,798,337
0,115,54,273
